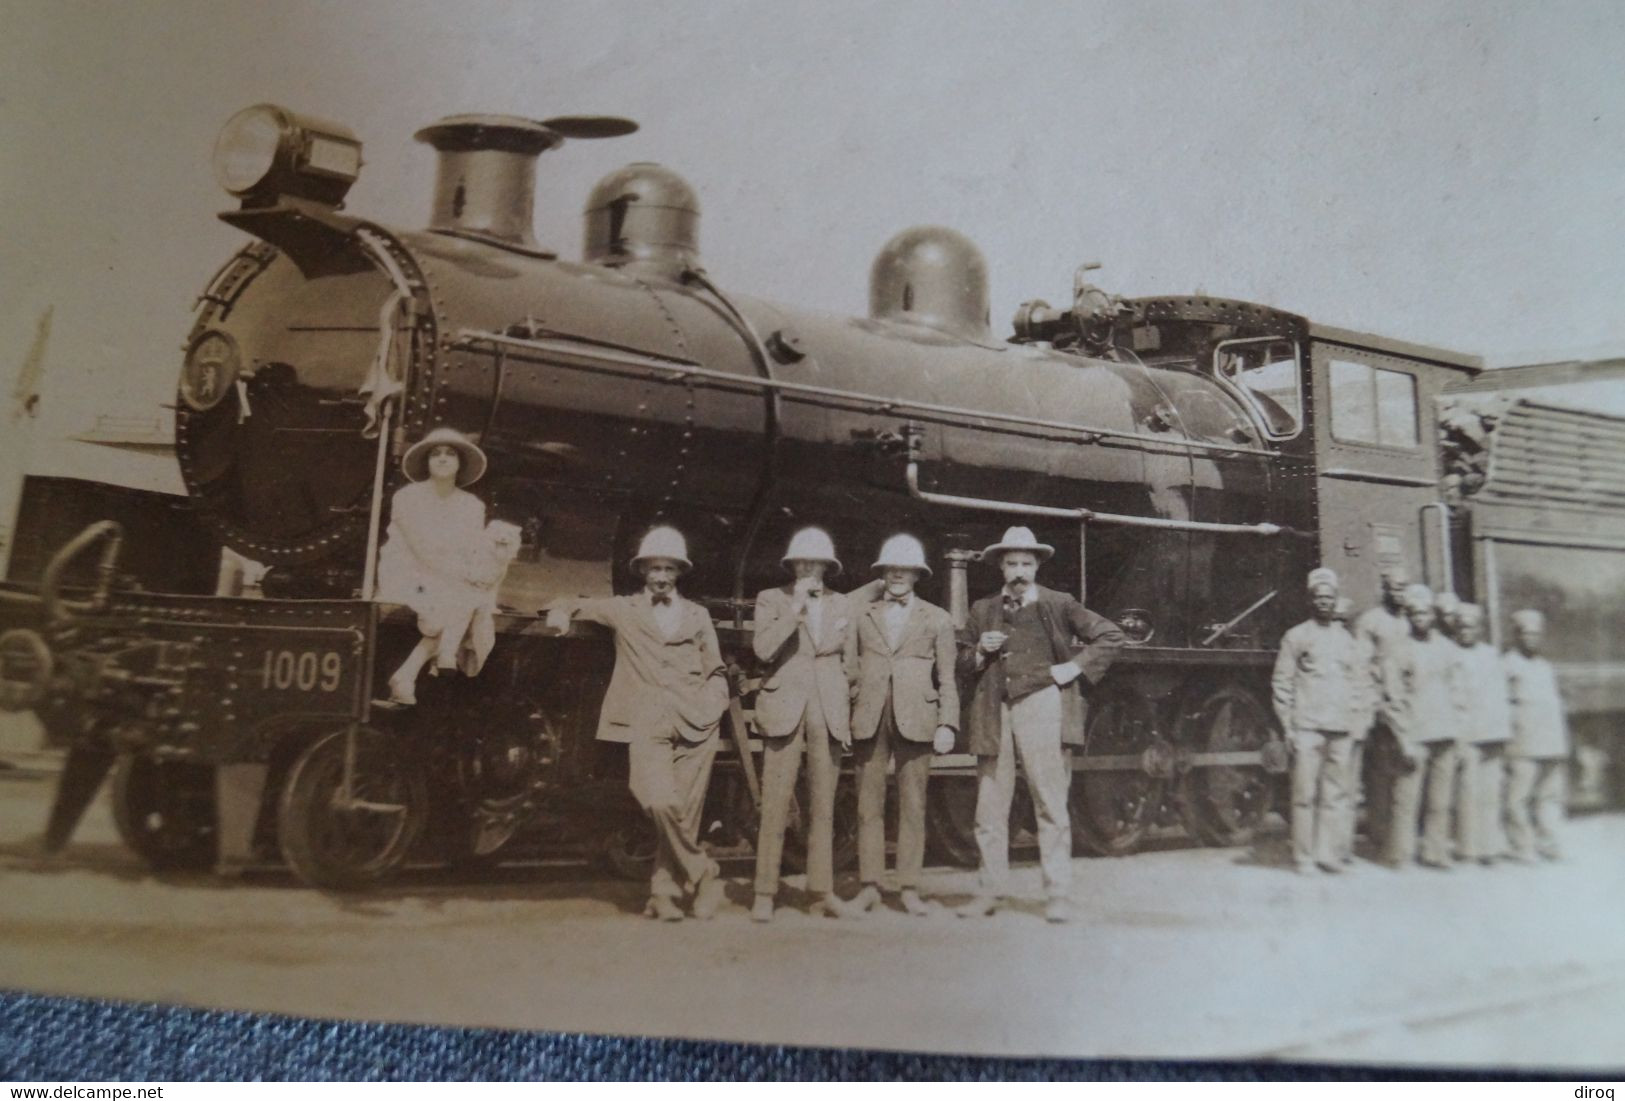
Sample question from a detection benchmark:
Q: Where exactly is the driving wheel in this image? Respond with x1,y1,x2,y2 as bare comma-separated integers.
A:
278,725,428,890
1070,681,1162,856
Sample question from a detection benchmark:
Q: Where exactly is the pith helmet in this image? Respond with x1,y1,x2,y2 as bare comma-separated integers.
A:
981,526,1054,562
781,527,842,574
630,525,693,574
1510,608,1546,631
1455,603,1484,626
402,426,487,486
872,533,931,575
1402,583,1435,612
1433,590,1462,619
1379,564,1411,584
1307,566,1339,594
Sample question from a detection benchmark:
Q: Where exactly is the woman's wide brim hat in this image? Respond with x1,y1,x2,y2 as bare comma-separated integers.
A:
981,525,1054,562
402,426,487,486
631,525,694,573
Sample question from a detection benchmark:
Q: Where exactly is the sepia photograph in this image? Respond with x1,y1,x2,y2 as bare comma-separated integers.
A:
2,0,1624,1076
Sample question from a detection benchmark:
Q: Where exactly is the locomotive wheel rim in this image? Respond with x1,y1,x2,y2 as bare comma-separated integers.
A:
1175,682,1281,847
279,727,427,888
602,815,658,881
1071,685,1162,856
109,756,218,873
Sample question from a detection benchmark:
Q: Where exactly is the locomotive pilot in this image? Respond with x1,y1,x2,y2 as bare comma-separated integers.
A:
1503,609,1572,862
1378,583,1467,869
1450,603,1512,864
1347,564,1414,863
843,534,960,917
748,527,854,922
1272,567,1367,875
547,526,729,921
955,526,1124,923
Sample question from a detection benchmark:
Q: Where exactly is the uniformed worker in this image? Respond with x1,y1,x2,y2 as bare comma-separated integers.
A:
843,534,959,917
1348,565,1413,864
748,527,853,922
955,526,1124,921
1503,609,1571,862
547,526,729,921
1378,583,1467,869
1271,567,1365,874
1450,604,1512,864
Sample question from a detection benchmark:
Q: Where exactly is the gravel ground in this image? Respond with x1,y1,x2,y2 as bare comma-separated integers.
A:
1,762,1622,1069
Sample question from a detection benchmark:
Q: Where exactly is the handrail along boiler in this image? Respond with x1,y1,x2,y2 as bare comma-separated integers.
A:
2,102,1617,888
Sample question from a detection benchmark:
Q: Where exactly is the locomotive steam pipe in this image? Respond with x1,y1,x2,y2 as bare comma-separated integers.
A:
901,460,1292,537
40,520,125,626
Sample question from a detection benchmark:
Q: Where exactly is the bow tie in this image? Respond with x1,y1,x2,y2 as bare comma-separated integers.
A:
885,593,910,605
1003,595,1022,613
650,593,673,606
806,588,823,599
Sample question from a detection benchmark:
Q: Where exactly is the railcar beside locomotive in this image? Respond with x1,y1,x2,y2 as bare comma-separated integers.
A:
2,103,1619,889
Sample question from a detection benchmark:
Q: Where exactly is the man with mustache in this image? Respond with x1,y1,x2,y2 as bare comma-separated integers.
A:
955,526,1124,923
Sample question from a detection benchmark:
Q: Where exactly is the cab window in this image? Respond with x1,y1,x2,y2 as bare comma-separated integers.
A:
1214,337,1302,439
1329,359,1419,447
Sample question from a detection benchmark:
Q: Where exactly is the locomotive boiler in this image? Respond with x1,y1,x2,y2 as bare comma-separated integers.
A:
14,101,1593,891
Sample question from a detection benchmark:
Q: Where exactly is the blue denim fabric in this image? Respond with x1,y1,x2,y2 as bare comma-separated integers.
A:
0,993,1530,1080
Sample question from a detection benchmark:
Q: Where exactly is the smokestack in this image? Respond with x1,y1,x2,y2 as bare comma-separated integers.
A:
414,115,562,250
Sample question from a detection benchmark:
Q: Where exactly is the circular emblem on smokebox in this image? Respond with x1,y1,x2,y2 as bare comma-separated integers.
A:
181,330,241,412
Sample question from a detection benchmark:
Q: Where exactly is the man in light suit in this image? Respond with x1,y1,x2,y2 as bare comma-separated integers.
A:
1504,609,1571,862
549,526,729,921
749,527,854,922
955,526,1123,923
843,534,959,917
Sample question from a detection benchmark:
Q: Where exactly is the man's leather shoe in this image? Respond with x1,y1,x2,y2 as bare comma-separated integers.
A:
841,884,882,917
899,889,934,917
749,894,774,923
646,895,685,922
956,895,998,919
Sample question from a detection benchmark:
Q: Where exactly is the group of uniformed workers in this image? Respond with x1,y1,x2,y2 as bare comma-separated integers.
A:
550,523,1124,923
1272,564,1572,875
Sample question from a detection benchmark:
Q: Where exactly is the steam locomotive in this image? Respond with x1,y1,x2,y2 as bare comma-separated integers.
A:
3,103,1621,889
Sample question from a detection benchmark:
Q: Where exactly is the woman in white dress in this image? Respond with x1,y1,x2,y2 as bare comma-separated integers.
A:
376,427,489,704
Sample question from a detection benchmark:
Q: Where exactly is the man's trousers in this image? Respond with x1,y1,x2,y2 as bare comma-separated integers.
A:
974,684,1072,899
1506,755,1566,860
1456,740,1507,861
628,728,719,900
1387,740,1457,865
1289,728,1352,870
754,694,841,897
853,696,933,890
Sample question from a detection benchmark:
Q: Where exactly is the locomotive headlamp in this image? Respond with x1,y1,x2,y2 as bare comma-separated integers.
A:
213,104,362,207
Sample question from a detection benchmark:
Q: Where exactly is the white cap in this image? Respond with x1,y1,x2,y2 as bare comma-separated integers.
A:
872,533,931,575
630,525,693,573
781,527,841,574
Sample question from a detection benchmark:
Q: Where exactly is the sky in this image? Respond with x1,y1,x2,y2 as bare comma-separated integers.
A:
4,0,1625,442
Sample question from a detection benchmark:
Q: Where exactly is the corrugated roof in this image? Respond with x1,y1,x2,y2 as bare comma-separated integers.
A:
1480,400,1625,512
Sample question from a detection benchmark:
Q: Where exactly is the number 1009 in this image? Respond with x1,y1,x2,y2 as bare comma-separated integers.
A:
260,649,344,693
